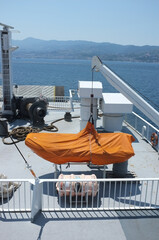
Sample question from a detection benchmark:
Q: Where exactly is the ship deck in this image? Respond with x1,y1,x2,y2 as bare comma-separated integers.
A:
0,104,159,240
1,104,158,179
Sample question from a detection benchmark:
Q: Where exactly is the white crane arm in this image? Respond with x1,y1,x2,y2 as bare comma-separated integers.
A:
92,56,159,127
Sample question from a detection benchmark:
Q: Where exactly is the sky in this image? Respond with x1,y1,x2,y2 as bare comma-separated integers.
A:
0,0,159,46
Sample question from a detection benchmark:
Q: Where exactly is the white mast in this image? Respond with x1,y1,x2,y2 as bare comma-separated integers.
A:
0,23,17,116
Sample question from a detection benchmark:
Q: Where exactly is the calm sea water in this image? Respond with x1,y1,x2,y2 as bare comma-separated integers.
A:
0,58,159,110
10,58,159,109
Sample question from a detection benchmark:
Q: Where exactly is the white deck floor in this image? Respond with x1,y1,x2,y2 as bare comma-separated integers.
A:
0,106,159,240
0,107,158,179
0,209,159,240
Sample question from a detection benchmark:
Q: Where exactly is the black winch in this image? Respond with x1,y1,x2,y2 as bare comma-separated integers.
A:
14,96,48,127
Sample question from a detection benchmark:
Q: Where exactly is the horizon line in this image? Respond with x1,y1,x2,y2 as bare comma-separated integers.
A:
12,37,159,48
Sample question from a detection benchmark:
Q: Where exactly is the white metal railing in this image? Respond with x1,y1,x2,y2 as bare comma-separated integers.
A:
47,89,79,112
1,178,159,222
0,179,33,212
40,178,159,212
48,96,73,112
124,111,159,152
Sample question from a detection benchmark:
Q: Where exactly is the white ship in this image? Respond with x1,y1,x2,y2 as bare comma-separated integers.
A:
0,23,159,240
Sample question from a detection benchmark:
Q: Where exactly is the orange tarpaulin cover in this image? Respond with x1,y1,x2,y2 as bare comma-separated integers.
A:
25,121,135,165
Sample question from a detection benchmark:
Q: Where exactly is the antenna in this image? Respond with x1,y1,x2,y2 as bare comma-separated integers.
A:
0,23,14,30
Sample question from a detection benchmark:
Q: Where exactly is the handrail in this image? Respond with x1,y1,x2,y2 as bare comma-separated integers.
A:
1,177,159,223
0,179,34,183
132,111,159,133
124,111,159,152
48,96,73,112
39,177,159,183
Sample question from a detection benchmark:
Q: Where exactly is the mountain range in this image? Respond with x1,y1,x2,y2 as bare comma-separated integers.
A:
12,38,159,62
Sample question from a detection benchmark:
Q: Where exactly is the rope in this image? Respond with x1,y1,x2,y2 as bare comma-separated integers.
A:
0,120,37,178
2,116,80,145
1,115,80,177
89,133,92,163
2,122,58,145
43,124,58,132
3,126,40,144
90,69,94,123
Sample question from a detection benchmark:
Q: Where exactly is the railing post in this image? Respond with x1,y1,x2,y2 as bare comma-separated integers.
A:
125,114,127,123
135,115,137,130
69,89,74,111
142,125,146,139
147,125,149,141
31,178,42,222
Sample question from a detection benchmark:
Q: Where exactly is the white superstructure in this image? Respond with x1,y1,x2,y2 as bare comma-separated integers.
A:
101,93,133,131
78,81,102,130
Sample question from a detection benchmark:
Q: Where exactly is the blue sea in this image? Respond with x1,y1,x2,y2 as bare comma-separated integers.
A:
0,57,158,111
10,58,159,110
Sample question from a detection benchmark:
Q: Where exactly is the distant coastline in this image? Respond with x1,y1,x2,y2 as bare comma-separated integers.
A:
12,38,159,63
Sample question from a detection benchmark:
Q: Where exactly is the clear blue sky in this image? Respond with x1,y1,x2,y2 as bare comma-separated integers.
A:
1,0,159,46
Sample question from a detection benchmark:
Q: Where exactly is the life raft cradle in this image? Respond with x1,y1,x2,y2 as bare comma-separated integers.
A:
54,162,107,179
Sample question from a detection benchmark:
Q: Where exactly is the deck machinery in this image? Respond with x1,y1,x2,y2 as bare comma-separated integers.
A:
0,23,48,126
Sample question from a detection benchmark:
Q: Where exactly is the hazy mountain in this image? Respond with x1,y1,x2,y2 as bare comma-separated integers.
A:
12,38,159,62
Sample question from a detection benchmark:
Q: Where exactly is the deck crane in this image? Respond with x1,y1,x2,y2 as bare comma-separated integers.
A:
92,56,159,128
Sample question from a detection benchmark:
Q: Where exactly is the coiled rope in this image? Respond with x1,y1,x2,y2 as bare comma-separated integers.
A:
1,115,80,178
2,121,58,145
2,116,80,145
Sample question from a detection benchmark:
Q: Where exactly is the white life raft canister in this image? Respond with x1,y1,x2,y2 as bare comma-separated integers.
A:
56,174,98,197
